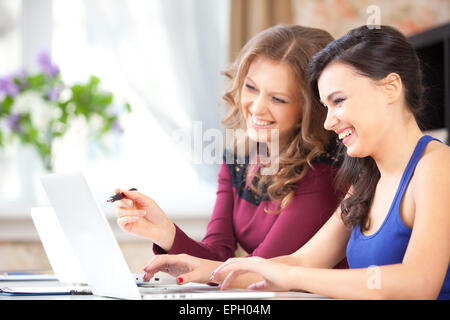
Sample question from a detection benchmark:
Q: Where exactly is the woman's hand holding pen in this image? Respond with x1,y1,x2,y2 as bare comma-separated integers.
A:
114,188,176,251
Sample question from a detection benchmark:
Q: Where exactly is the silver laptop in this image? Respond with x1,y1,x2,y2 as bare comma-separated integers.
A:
40,171,276,300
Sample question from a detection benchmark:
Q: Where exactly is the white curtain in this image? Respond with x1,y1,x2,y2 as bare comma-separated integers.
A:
0,0,229,210
83,0,229,185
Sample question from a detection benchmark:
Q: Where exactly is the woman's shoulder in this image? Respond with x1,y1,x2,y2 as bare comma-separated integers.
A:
408,139,450,236
291,162,341,198
418,139,450,170
292,140,343,195
413,139,450,190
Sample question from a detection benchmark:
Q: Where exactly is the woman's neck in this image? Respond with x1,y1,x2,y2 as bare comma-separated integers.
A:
371,117,423,180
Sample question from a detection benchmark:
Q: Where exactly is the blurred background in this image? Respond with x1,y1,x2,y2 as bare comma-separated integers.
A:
0,0,449,273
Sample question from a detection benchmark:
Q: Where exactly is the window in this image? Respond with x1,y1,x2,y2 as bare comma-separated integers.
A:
1,0,230,218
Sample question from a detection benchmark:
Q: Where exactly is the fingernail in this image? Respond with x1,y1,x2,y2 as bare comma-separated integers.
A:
177,277,183,284
206,282,219,287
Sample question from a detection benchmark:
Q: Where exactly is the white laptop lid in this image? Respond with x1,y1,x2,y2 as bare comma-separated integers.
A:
40,171,278,300
30,206,86,284
40,171,141,300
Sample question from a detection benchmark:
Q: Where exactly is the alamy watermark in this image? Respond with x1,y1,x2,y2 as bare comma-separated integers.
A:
366,265,382,290
366,5,381,29
170,121,280,175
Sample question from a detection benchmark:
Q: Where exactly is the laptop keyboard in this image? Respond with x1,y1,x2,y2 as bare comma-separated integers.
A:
133,273,177,287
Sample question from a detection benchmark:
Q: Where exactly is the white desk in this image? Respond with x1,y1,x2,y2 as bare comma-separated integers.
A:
0,280,329,300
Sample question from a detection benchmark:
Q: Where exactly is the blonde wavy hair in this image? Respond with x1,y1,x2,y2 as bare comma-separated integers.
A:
221,25,336,214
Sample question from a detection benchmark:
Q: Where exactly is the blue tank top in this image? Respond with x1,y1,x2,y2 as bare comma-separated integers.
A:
346,135,450,300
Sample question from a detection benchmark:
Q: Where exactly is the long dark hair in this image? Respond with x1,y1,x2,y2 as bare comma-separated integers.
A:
308,25,425,231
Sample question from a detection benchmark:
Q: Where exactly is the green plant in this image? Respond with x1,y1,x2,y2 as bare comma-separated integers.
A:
0,51,131,171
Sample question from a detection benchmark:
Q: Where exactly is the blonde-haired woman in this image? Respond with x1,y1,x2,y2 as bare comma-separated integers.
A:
116,25,347,285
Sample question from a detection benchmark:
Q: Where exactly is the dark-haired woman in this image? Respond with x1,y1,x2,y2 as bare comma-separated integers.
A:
210,25,450,300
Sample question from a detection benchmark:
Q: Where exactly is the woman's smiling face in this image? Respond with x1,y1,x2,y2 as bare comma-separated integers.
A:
240,55,303,148
317,62,392,158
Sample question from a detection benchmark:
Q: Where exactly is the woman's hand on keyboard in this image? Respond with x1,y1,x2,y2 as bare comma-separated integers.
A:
143,254,221,285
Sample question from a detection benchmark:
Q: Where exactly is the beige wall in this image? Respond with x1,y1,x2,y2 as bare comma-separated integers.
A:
293,0,450,38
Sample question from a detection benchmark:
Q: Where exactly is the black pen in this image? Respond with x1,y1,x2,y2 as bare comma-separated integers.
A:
107,188,137,203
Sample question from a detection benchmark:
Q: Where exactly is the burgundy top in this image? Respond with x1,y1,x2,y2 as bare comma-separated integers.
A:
154,151,347,268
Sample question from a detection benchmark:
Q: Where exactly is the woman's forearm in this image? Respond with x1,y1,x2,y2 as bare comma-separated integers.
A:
226,255,297,288
289,264,440,299
270,254,300,266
